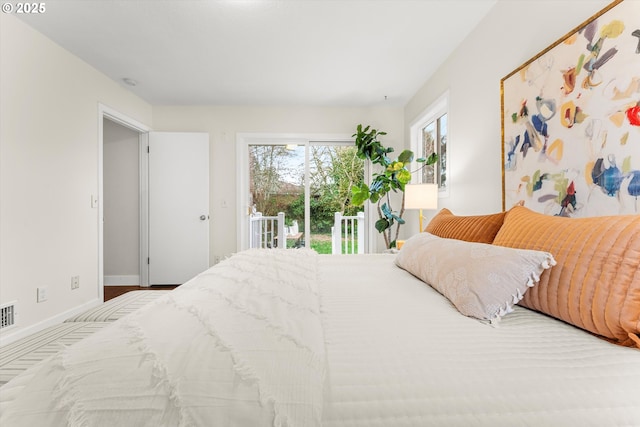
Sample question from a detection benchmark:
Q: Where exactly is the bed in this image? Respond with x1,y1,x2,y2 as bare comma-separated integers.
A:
1,207,639,426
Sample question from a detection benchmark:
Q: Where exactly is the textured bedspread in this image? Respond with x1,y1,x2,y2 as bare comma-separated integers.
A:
2,251,639,426
319,255,640,426
0,249,325,427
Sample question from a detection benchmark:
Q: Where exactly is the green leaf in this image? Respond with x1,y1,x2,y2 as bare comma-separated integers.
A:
425,152,438,166
350,183,369,206
397,149,414,164
375,218,390,232
386,161,404,173
396,169,411,184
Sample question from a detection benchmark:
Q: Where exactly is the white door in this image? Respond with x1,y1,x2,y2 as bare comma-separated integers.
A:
149,132,209,285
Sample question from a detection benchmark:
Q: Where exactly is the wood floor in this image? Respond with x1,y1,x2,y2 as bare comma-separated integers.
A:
104,285,178,302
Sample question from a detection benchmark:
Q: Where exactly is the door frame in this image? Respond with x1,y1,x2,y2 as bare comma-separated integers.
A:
236,133,373,253
98,104,151,300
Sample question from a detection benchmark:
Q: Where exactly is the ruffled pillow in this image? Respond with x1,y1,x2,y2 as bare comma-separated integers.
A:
396,233,555,324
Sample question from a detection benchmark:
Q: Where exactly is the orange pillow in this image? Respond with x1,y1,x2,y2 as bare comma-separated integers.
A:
424,208,506,243
493,206,640,348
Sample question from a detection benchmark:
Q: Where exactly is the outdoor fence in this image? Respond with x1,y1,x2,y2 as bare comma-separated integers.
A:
249,211,364,254
249,212,285,249
332,211,365,255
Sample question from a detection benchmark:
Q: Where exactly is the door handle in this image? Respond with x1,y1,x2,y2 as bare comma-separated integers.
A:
200,215,208,221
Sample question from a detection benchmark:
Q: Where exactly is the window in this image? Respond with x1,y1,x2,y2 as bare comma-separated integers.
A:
411,92,449,195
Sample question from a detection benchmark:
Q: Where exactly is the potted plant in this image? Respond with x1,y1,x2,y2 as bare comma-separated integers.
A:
351,124,437,249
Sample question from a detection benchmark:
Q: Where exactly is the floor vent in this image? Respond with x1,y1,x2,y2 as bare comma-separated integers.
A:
1,302,16,330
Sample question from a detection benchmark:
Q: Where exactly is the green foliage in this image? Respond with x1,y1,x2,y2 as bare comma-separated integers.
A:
351,182,369,206
251,144,365,236
310,145,364,230
351,124,438,249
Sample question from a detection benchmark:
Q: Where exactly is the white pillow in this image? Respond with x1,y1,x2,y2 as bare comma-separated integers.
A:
395,233,555,323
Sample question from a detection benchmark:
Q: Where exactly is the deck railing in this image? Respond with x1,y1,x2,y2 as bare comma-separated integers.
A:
332,211,365,254
249,212,285,249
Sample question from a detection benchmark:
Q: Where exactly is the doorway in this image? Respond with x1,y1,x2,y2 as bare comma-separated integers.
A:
98,104,150,301
103,118,141,286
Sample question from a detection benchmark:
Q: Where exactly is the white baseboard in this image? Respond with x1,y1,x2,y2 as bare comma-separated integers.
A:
104,275,140,286
0,298,102,347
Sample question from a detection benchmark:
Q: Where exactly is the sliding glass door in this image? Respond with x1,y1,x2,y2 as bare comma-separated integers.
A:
246,139,365,253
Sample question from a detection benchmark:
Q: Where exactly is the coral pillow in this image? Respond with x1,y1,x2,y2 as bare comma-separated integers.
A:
425,208,506,243
493,206,640,348
396,233,555,323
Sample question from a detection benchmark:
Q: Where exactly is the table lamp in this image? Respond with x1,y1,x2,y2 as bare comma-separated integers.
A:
404,183,438,232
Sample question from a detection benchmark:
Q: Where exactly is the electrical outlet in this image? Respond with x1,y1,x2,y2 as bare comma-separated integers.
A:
36,287,48,303
214,255,221,264
71,276,80,290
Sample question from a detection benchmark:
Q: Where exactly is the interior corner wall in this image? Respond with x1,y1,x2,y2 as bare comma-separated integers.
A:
0,14,152,343
403,0,612,222
151,105,404,259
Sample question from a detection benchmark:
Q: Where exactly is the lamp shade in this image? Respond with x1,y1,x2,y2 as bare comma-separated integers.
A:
404,184,438,210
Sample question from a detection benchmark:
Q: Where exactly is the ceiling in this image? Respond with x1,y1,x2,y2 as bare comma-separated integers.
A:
17,0,497,107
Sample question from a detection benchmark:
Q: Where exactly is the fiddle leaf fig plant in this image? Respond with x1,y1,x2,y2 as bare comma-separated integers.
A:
351,124,438,249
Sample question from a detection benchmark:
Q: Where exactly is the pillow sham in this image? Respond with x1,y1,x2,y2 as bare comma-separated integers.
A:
424,208,506,243
493,206,640,348
396,232,555,324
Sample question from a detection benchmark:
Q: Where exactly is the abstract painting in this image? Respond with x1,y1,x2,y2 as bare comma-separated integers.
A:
501,0,640,217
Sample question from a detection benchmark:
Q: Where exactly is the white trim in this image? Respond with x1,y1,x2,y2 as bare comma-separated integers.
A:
98,103,152,302
104,275,141,285
304,143,311,245
409,90,450,198
236,133,372,252
0,298,102,347
100,104,150,133
139,132,149,287
409,90,449,129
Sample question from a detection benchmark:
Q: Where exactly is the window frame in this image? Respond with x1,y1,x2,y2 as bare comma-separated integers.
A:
410,91,449,198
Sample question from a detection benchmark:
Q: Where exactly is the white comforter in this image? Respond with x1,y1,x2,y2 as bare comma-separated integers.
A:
319,255,640,426
2,250,640,426
0,249,325,427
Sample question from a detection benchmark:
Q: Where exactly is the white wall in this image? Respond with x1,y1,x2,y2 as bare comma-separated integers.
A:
103,119,140,284
152,105,405,258
404,0,611,223
0,14,152,343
